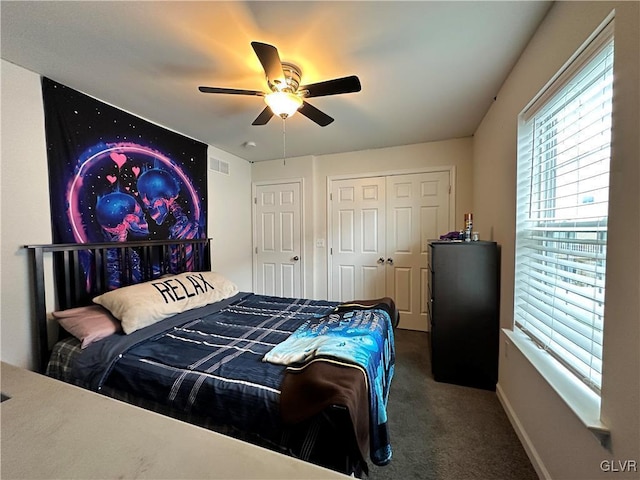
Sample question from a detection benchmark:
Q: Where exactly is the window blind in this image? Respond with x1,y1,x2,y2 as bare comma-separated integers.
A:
514,24,614,394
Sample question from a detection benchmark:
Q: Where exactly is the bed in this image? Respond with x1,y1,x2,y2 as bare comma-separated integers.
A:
25,238,397,477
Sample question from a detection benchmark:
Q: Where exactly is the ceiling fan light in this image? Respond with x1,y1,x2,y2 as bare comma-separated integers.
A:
265,92,303,119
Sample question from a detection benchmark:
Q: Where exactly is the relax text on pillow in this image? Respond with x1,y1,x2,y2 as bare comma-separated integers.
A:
152,273,215,303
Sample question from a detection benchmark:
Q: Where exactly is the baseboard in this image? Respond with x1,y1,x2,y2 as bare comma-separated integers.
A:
496,383,551,480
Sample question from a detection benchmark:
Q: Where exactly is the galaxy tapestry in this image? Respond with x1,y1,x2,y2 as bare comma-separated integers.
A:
42,78,207,288
42,77,207,246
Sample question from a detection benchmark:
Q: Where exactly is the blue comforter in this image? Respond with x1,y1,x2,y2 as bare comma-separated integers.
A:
67,292,394,466
264,307,395,464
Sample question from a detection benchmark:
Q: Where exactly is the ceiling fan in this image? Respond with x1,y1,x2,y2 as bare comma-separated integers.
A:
198,42,361,127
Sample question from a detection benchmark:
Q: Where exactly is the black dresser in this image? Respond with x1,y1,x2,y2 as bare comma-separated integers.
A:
427,241,500,390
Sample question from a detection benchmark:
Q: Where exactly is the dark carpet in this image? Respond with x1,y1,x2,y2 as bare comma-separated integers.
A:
367,329,538,480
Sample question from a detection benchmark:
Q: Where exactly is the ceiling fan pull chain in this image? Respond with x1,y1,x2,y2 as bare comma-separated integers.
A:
282,118,287,166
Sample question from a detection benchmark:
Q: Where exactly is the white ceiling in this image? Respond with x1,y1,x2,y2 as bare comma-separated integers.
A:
1,1,551,163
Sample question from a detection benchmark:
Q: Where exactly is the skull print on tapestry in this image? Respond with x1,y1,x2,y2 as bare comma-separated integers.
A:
42,77,208,288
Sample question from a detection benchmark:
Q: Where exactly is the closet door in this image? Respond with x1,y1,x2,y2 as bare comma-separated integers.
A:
253,181,302,297
329,170,452,331
330,177,386,301
385,171,450,330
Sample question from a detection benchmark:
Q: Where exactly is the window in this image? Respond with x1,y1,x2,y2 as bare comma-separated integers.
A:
514,22,614,394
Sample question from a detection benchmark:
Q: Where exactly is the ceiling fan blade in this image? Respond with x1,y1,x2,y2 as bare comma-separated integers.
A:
251,41,285,85
252,106,274,126
300,75,361,98
198,86,264,96
299,101,334,127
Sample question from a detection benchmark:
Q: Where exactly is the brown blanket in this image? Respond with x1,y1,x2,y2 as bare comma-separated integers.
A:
280,359,370,465
333,296,399,328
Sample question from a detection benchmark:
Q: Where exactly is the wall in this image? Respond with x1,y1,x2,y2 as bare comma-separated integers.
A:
205,147,252,290
473,2,639,479
0,60,253,370
0,60,52,370
252,138,474,300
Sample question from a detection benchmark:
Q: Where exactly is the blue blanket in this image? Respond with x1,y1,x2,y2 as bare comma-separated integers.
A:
70,293,337,440
66,292,394,468
264,306,395,465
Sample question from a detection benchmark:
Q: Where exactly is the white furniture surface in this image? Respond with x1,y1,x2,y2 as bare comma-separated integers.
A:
0,362,348,479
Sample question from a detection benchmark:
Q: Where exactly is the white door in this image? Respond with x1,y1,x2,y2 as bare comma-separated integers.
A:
330,177,386,301
385,171,451,330
254,182,302,297
329,170,451,331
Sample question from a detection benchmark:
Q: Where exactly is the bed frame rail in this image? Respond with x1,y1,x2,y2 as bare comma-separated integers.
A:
25,238,211,373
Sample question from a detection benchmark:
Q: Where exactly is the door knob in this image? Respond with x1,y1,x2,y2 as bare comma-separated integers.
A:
377,257,385,264
386,258,394,265
293,256,299,261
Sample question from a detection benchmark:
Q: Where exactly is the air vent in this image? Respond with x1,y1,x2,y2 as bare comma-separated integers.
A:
209,157,230,175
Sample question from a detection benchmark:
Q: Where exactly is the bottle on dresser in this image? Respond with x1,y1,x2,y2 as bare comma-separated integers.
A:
464,213,473,242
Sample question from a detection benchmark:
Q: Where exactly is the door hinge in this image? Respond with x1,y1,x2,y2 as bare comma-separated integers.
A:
448,185,451,194
255,247,258,254
330,192,333,201
254,197,257,204
330,247,333,255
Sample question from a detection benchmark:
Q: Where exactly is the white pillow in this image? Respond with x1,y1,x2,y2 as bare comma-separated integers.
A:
93,271,238,334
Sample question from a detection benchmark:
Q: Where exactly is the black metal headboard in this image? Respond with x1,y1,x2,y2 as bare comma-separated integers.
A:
25,238,211,373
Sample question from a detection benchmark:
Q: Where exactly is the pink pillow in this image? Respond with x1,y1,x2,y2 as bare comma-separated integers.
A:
52,305,121,349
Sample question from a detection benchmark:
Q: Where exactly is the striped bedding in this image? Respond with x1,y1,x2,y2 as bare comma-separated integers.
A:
46,292,395,470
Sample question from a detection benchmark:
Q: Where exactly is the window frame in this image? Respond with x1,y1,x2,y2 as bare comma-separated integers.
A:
513,20,614,396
